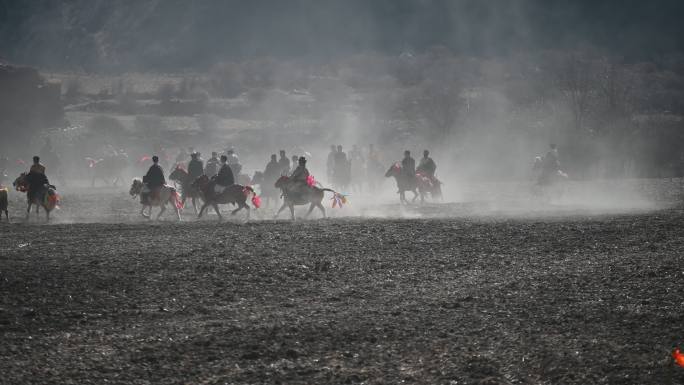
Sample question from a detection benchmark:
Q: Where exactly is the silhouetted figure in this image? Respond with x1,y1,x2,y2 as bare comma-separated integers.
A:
333,145,349,190
401,150,416,181
188,152,204,180
417,150,437,178
214,155,235,194
278,150,290,175
205,152,220,177
142,155,165,203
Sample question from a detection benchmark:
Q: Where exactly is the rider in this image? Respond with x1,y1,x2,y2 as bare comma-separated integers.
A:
539,143,560,185
333,145,349,188
290,154,299,174
401,150,416,180
226,149,242,176
288,156,311,195
214,155,235,194
278,150,290,176
264,154,280,181
417,150,437,183
142,155,166,204
26,156,50,200
205,151,220,177
188,152,204,181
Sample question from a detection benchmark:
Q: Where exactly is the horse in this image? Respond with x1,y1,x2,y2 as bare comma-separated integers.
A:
385,163,419,204
416,171,443,203
274,176,336,220
129,178,182,221
532,156,569,203
13,173,59,221
168,166,203,214
191,175,259,220
86,154,128,187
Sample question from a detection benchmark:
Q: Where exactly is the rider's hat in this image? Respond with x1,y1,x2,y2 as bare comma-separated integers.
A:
298,156,307,164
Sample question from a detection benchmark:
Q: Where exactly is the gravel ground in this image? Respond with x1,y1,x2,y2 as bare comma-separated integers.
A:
1,179,684,384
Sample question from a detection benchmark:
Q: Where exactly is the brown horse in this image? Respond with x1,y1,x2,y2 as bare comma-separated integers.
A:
129,179,182,221
168,166,203,214
191,175,258,220
13,173,59,221
274,176,336,220
385,163,418,204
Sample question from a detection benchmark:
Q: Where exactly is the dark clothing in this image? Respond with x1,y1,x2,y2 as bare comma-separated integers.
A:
205,157,219,177
290,165,310,182
264,160,280,180
143,164,165,189
542,150,560,175
215,163,235,186
26,171,49,201
401,156,416,178
188,159,204,179
278,157,290,175
417,157,437,177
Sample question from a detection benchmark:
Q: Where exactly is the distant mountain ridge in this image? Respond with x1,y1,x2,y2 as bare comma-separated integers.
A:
2,0,684,71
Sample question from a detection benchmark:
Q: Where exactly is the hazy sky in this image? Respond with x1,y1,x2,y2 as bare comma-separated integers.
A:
2,0,684,70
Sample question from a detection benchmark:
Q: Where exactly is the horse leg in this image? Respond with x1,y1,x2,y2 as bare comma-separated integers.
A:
198,202,209,218
304,203,316,218
45,206,50,222
26,203,31,219
213,203,222,220
411,190,419,203
157,204,166,220
317,202,326,218
192,197,198,215
174,204,181,221
274,202,288,219
399,191,406,204
289,204,295,221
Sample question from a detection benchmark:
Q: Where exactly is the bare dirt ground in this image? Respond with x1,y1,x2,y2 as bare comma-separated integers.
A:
1,179,684,384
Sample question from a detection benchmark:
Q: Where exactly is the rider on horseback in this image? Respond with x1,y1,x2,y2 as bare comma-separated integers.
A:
417,150,438,186
188,152,204,181
142,155,166,204
26,156,50,201
288,156,310,196
214,155,235,194
538,143,561,185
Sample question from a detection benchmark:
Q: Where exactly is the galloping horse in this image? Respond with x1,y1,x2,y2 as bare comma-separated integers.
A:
13,173,59,221
274,176,336,220
168,166,203,214
191,175,259,220
86,154,128,187
385,163,419,204
129,179,182,221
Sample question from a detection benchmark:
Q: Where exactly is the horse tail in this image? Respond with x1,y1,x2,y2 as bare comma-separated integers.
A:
171,188,184,210
320,188,337,194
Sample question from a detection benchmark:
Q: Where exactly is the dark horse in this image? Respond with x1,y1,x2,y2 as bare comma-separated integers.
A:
385,163,418,204
13,173,59,221
274,176,336,220
169,166,203,214
191,175,258,220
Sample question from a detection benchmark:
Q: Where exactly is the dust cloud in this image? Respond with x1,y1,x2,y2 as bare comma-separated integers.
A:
2,1,684,221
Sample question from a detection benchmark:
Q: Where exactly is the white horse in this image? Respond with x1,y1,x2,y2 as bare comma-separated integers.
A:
129,179,182,221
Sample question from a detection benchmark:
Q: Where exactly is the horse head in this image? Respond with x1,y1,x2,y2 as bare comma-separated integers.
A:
191,174,210,192
169,165,187,182
274,175,290,189
385,162,401,178
13,173,28,192
129,178,143,196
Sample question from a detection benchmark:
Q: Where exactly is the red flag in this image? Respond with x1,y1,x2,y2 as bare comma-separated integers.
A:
674,348,684,368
